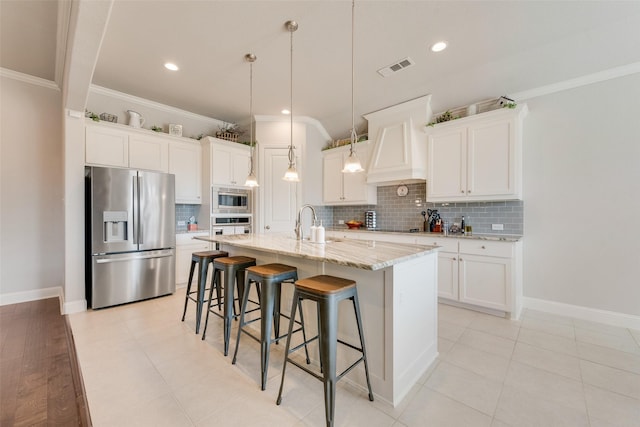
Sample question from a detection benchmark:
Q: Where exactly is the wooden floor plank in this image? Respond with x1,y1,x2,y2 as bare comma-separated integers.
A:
0,299,88,426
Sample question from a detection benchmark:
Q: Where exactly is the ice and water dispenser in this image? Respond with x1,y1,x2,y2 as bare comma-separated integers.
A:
102,211,128,242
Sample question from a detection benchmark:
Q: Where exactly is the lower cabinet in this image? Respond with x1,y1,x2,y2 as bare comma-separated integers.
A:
416,236,522,318
175,233,211,285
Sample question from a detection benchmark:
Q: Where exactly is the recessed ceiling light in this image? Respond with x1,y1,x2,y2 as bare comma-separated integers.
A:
430,41,447,53
164,63,179,71
281,109,291,115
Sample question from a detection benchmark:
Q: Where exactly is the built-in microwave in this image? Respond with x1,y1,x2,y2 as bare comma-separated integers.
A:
211,187,251,214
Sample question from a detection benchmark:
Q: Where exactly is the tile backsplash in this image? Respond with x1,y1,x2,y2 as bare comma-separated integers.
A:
326,183,523,235
176,204,201,232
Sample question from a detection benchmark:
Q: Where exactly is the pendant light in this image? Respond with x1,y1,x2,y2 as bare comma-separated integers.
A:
282,20,300,182
244,53,259,187
342,0,364,173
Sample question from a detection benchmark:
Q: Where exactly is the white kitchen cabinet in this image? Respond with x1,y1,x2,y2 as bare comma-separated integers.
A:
204,137,251,187
85,124,129,167
426,105,527,202
322,142,377,205
128,134,169,172
175,233,210,285
169,141,202,204
416,235,522,318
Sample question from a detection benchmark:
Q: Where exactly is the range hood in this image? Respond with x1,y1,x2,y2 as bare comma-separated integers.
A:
364,94,432,185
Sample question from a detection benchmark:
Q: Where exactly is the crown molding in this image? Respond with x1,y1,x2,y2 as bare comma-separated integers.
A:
89,84,226,126
254,115,332,142
0,68,60,91
510,62,640,101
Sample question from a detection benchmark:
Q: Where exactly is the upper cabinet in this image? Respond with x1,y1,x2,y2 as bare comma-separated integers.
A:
425,105,528,202
85,121,203,204
322,141,377,205
201,136,251,187
85,124,129,168
128,134,169,172
169,140,202,204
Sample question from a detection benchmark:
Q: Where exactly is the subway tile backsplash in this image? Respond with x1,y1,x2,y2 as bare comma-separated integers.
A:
328,183,523,235
175,204,201,232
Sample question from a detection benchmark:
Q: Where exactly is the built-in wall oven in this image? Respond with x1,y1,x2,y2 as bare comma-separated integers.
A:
211,214,252,236
211,187,251,214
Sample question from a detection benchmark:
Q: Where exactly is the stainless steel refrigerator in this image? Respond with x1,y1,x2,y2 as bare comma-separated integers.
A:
85,166,176,309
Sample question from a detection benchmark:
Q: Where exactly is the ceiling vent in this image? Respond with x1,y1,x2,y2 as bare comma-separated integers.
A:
377,57,415,77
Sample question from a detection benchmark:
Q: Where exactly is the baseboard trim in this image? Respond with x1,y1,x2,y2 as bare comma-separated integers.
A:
522,297,640,330
63,299,88,315
0,287,62,307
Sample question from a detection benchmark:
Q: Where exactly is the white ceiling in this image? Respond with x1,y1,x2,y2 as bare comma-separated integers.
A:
3,1,640,139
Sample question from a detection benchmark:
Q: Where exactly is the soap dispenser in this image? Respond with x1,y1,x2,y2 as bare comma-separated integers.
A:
316,220,325,244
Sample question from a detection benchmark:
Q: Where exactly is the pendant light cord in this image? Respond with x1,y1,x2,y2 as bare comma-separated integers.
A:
350,0,357,154
289,25,295,167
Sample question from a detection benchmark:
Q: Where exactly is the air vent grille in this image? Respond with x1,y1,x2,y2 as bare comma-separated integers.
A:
377,57,415,77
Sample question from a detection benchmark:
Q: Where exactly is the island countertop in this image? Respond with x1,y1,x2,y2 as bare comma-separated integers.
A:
194,233,439,271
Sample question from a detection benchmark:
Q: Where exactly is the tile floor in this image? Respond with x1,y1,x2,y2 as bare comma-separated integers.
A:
69,289,640,426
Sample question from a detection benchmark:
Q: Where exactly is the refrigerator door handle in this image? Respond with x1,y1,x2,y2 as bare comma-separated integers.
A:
132,175,140,245
95,252,174,264
138,175,144,245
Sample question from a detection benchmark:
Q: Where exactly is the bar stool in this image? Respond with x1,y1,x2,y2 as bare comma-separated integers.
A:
203,256,256,356
276,274,374,427
232,263,310,390
181,250,228,334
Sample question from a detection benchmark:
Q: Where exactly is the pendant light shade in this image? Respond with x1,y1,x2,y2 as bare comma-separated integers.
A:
244,53,259,187
342,0,364,174
282,20,300,182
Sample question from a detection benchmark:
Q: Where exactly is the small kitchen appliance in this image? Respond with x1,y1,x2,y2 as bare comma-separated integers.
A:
365,210,377,229
211,187,251,214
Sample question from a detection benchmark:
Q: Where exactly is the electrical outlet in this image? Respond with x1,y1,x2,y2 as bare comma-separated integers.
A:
492,224,504,231
338,220,344,224
178,220,186,226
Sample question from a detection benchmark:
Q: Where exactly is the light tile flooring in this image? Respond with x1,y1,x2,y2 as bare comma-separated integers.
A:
69,289,640,426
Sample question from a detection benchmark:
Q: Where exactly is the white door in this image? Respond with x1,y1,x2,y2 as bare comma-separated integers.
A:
261,147,298,233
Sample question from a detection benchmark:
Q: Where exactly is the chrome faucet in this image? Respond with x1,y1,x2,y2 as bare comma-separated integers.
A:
295,204,318,240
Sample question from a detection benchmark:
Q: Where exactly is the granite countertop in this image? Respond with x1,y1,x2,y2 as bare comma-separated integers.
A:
176,229,209,234
329,227,522,242
194,233,439,271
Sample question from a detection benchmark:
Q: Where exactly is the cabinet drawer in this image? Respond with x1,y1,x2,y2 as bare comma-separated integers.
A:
176,232,209,245
459,240,513,258
416,236,458,252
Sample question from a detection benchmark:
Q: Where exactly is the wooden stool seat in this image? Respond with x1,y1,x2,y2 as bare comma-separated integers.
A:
294,275,356,295
213,255,257,266
181,250,228,334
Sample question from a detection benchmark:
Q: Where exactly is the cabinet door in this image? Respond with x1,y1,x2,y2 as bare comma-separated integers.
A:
343,143,374,203
129,134,169,172
323,150,345,203
176,242,211,284
85,125,129,167
230,150,250,186
169,142,202,204
437,252,459,300
211,147,232,185
467,119,515,198
427,129,466,201
458,254,511,311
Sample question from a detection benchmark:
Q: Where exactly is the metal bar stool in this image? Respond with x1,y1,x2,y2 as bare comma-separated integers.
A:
181,250,228,334
276,274,374,427
203,256,257,356
232,263,310,390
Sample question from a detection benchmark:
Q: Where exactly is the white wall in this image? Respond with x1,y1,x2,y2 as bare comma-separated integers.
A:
0,76,64,300
522,73,640,317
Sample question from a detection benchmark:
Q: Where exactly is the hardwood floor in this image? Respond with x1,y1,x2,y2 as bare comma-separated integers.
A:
0,298,90,426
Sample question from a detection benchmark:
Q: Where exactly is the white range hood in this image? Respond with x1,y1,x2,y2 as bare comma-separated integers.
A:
364,94,432,185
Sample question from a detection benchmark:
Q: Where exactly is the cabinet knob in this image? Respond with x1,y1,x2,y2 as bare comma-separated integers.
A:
461,190,464,193
468,190,471,193
453,257,457,261
265,225,271,230
481,245,486,249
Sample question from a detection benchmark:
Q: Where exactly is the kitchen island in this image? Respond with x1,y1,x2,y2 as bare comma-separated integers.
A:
195,233,439,406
